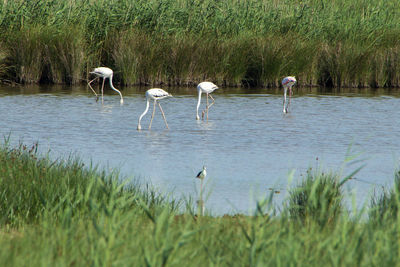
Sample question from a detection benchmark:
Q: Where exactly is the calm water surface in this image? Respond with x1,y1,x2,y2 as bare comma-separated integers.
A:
1,85,399,214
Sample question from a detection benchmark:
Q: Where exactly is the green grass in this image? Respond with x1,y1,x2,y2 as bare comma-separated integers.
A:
286,167,344,227
1,141,400,265
0,0,399,87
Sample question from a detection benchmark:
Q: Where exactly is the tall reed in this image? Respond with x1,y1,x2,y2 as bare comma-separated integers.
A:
0,0,399,86
0,42,7,80
46,25,87,84
5,26,45,83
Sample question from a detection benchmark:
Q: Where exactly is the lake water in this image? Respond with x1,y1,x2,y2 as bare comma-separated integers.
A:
1,85,399,214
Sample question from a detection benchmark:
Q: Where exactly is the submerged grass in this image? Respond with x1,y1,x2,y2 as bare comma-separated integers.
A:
1,141,400,265
0,0,399,87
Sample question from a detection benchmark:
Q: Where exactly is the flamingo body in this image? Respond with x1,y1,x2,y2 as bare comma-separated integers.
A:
198,82,218,94
196,82,218,120
146,88,172,100
137,88,172,130
90,67,113,78
282,76,296,113
88,67,124,104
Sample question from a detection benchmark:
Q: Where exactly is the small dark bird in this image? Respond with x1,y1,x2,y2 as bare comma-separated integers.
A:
196,166,207,179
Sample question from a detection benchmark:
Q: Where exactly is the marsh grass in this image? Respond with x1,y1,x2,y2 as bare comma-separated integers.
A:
2,141,400,265
6,26,45,83
46,25,87,84
0,140,177,227
369,170,400,224
0,42,7,80
0,0,399,87
109,29,142,86
4,24,87,84
286,168,345,227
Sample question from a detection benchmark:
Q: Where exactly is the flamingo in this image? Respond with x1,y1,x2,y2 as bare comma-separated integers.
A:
196,82,218,120
137,88,172,130
88,67,124,104
282,76,296,113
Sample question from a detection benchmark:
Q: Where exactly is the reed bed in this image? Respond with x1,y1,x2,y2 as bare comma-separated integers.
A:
0,0,399,87
1,141,400,265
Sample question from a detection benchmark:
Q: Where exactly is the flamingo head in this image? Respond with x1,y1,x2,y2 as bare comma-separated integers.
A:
137,124,142,131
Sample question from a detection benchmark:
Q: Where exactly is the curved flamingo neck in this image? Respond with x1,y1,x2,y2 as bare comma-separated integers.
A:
196,89,202,120
138,99,150,130
109,75,124,104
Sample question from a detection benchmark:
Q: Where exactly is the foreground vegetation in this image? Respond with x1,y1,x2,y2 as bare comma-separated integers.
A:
0,0,399,88
1,141,400,265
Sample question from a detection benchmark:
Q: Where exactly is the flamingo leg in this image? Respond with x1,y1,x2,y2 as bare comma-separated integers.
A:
204,94,215,121
158,102,169,129
287,87,292,112
206,93,209,121
101,78,106,104
283,88,287,113
149,100,157,130
201,96,206,120
87,77,99,101
208,94,215,109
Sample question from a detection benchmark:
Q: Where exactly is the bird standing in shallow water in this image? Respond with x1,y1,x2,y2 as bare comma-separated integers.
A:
195,166,207,216
196,166,207,180
88,67,124,104
282,76,296,113
137,88,172,130
196,82,218,120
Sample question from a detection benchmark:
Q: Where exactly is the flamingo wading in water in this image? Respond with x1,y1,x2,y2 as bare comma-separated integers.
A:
88,67,124,104
282,76,296,113
137,88,172,130
196,82,218,120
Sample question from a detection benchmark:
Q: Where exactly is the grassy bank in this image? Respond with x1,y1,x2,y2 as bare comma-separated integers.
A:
0,0,399,88
1,141,400,265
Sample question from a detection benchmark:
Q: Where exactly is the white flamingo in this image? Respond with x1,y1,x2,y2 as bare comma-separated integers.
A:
196,82,218,120
137,88,172,130
88,67,124,104
282,76,296,113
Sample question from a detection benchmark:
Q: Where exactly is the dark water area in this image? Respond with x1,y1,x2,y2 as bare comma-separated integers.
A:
1,84,399,214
